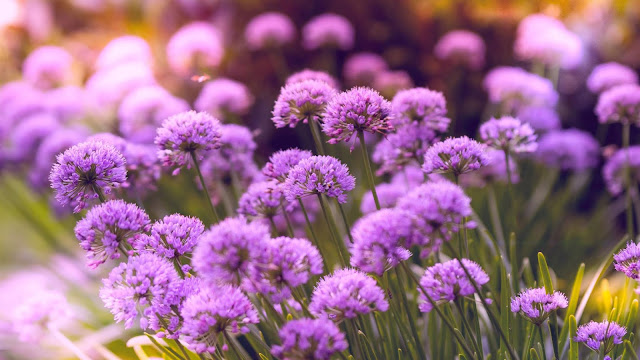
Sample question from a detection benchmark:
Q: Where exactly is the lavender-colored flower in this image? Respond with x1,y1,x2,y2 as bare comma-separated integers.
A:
95,36,153,70
284,155,356,204
373,70,415,99
422,136,489,176
462,149,519,187
180,284,259,353
4,112,60,164
309,268,388,321
302,13,354,50
479,116,538,153
74,200,150,268
13,291,74,343
574,321,626,355
510,287,568,325
588,62,638,94
272,80,337,128
516,106,561,132
195,78,254,118
166,22,224,75
595,84,640,125
373,122,439,174
484,66,558,114
418,259,489,313
360,183,407,214
199,153,261,205
238,180,289,218
613,242,640,280
343,53,388,87
535,129,600,171
121,143,162,196
263,148,313,182
286,69,340,89
49,141,127,212
390,87,450,130
22,46,73,89
435,30,485,70
245,12,296,50
271,318,348,360
192,217,270,285
45,86,88,122
603,147,640,195
135,214,204,260
85,61,156,110
155,110,222,174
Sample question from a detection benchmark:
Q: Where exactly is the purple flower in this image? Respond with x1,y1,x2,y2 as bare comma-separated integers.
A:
574,321,626,355
510,287,568,325
360,183,407,214
516,106,561,133
192,217,270,285
613,242,640,280
135,214,204,260
49,141,127,212
85,62,156,110
309,268,388,321
595,84,640,125
45,86,89,122
418,258,489,313
343,53,388,87
302,13,354,50
479,116,538,153
603,146,640,195
271,318,348,360
588,62,638,94
374,122,440,174
155,111,222,174
195,78,254,118
373,70,414,99
422,136,490,176
245,12,296,50
263,148,313,182
535,129,600,171
180,284,259,353
166,22,224,76
74,200,150,268
22,46,73,89
238,180,289,218
484,66,558,114
435,30,485,70
461,149,519,187
272,80,337,128
286,69,340,89
350,208,412,275
95,36,153,70
121,143,162,196
390,87,450,130
13,291,74,343
4,112,60,164
284,155,356,204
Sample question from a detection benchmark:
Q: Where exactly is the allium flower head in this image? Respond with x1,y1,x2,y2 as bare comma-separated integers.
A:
390,87,450,130
435,30,485,70
588,62,638,94
95,36,153,70
166,22,224,75
121,143,162,195
484,67,558,113
595,84,640,125
192,217,270,285
603,146,640,195
45,86,89,122
195,78,254,118
322,87,392,146
135,214,204,260
271,318,348,360
155,110,222,173
418,259,489,312
85,62,156,110
479,116,538,153
272,80,337,128
286,69,340,89
5,112,60,164
238,180,288,218
180,284,259,353
516,106,560,132
302,13,354,50
360,183,407,214
343,53,388,87
263,148,313,182
510,287,568,325
49,141,127,212
13,291,74,343
613,242,640,280
574,321,626,355
284,155,356,204
74,200,150,268
245,12,296,50
309,268,388,321
422,136,489,176
462,149,519,187
373,70,414,99
22,46,73,89
535,129,599,171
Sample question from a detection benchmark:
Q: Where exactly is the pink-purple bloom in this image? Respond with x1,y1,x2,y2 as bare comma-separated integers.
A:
302,13,354,50
272,80,337,128
516,106,561,132
422,136,489,176
22,46,73,89
85,61,156,110
374,122,440,174
284,155,356,204
286,69,340,89
613,242,640,280
360,183,407,214
484,66,558,113
434,30,485,70
462,149,520,187
535,129,600,171
510,287,568,325
603,146,640,195
245,12,296,50
195,78,254,118
13,291,74,343
271,318,348,360
588,62,638,94
595,84,640,125
238,180,289,218
263,148,313,182
373,70,414,99
95,35,153,70
343,53,388,87
390,87,450,130
574,321,626,355
135,214,204,260
166,22,224,75
479,116,538,153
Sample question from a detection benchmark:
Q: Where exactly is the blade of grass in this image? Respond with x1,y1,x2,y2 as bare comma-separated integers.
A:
537,253,559,360
558,263,584,353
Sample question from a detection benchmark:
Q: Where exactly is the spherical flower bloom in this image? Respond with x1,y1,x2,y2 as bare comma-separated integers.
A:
121,143,162,196
603,146,640,195
286,69,340,89
588,62,638,94
574,321,626,355
22,46,73,89
271,318,348,360
166,22,224,76
155,111,222,174
322,87,392,146
510,287,568,325
360,183,407,214
373,70,414,99
462,149,520,187
516,106,561,132
284,155,356,204
249,237,323,303
199,153,261,204
343,52,388,86
5,112,60,164
238,180,289,218
418,259,489,313
85,61,156,110
373,122,439,174
302,13,354,50
422,136,489,176
74,200,150,268
390,87,450,130
434,30,485,70
263,148,313,182
45,86,89,122
100,253,183,329
95,36,153,70
479,116,538,153
272,80,337,128
13,291,74,343
135,214,204,260
194,78,254,118
309,268,388,321
244,12,296,50
595,84,640,125
535,129,599,171
350,209,412,275
613,242,640,280
484,67,558,113
49,141,127,212
192,217,270,285
180,284,259,353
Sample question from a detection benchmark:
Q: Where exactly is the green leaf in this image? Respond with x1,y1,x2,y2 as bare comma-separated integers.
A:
558,263,584,353
538,253,560,359
568,316,578,360
624,299,638,333
499,257,511,356
623,340,638,360
529,348,541,360
259,354,269,360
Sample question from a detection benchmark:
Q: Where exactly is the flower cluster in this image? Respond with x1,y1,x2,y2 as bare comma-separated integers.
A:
135,214,204,261
535,129,600,171
284,155,356,203
271,318,348,360
510,287,568,325
434,30,485,70
588,62,638,94
484,66,558,113
574,321,626,356
479,116,538,153
263,148,313,182
302,13,354,50
422,136,490,176
602,146,640,195
272,80,337,128
595,84,640,125
613,242,640,280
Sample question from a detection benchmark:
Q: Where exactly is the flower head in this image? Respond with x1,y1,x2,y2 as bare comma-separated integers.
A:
422,136,489,176
245,12,296,50
272,80,337,128
588,62,638,94
535,129,599,171
360,183,408,214
263,148,313,182
613,242,640,280
121,143,162,196
166,22,224,75
390,87,450,130
574,321,626,355
195,78,254,118
479,116,537,153
343,53,388,87
271,318,348,360
238,180,289,218
302,13,354,50
22,46,73,89
13,291,74,343
374,122,440,174
135,214,204,260
484,67,558,113
595,84,640,125
435,30,485,70
5,112,60,164
284,155,355,203
373,70,414,99
462,149,519,187
510,287,568,325
286,69,339,89
603,146,640,195
516,106,560,133
95,36,153,70
418,259,489,312
85,62,156,110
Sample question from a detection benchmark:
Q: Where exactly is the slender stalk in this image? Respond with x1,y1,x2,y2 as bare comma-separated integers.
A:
49,327,93,360
523,324,536,360
357,130,381,210
224,333,247,360
538,325,547,360
488,185,506,250
190,151,220,223
268,216,279,237
504,149,517,230
308,119,326,156
455,299,482,357
298,199,329,271
282,208,295,237
623,123,634,238
336,201,354,243
216,180,235,217
393,268,426,360
92,184,107,203
317,194,348,265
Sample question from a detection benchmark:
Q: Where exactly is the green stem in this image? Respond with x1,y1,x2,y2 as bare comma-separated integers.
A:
523,324,536,360
190,151,220,223
309,118,326,156
623,123,634,239
268,216,279,237
317,194,348,265
282,209,295,237
298,199,329,271
224,332,247,360
393,268,426,360
92,184,107,203
358,130,381,210
336,201,354,243
454,300,483,357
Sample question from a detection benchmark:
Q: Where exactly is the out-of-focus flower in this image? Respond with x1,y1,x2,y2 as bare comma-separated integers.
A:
195,78,254,118
245,12,296,50
271,318,348,360
135,214,204,261
45,86,89,122
390,87,450,130
461,149,519,187
286,69,340,89
95,35,153,70
603,146,640,195
263,148,313,182
373,122,439,174
85,61,156,110
13,291,74,343
435,30,485,70
574,321,626,356
484,66,558,114
418,259,489,312
595,84,640,125
343,52,388,87
422,136,489,176
479,116,538,153
284,155,355,204
166,22,224,75
510,287,568,325
22,46,74,90
4,112,60,164
613,242,640,280
360,183,407,214
302,13,354,50
516,106,561,132
588,62,638,94
272,80,337,128
373,70,414,99
121,142,162,196
238,180,289,219
535,129,599,171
